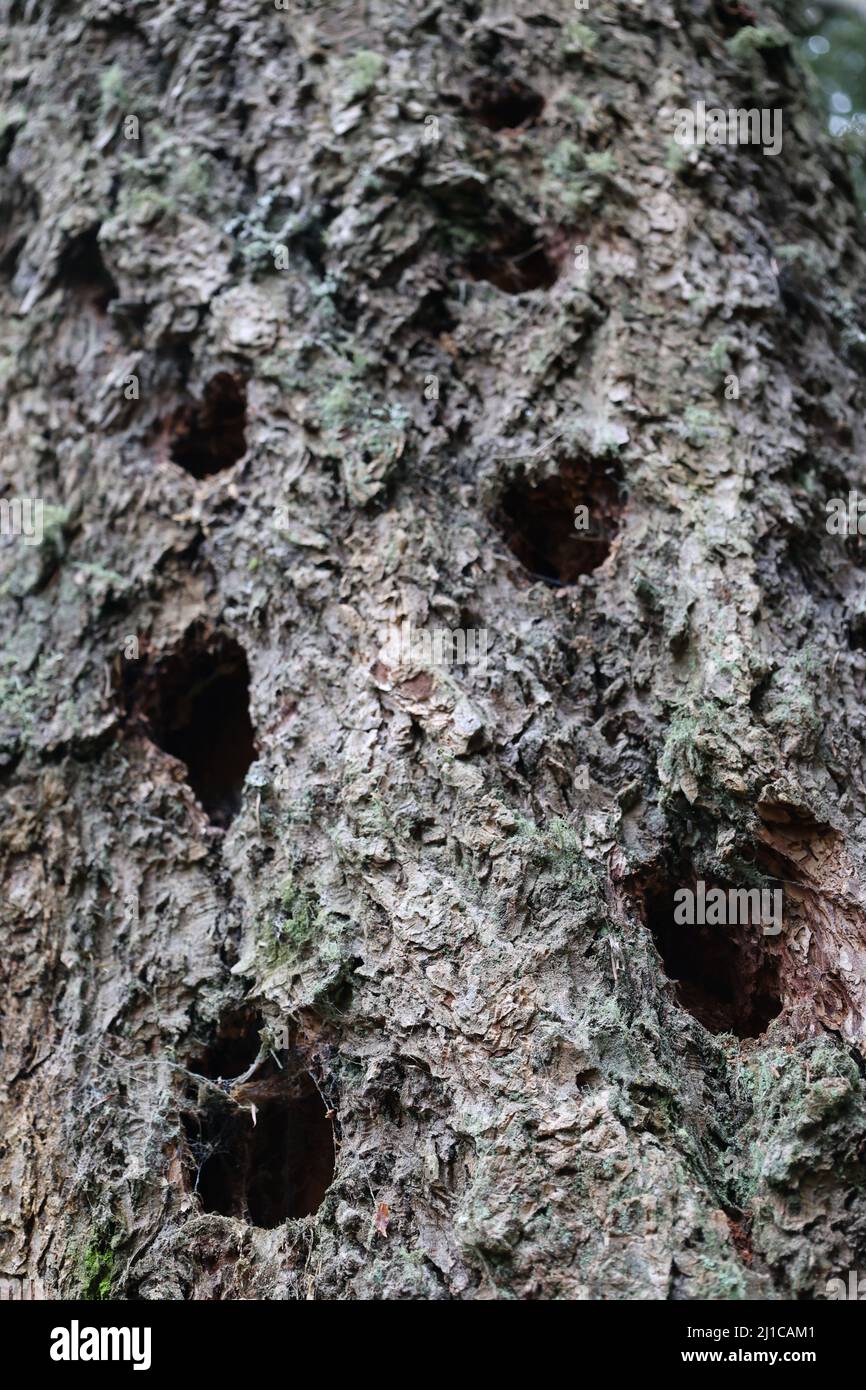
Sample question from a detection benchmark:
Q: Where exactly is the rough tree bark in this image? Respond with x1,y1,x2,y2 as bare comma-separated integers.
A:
2,0,866,1302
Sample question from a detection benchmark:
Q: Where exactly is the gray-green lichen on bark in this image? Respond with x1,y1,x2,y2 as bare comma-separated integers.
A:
2,0,866,1300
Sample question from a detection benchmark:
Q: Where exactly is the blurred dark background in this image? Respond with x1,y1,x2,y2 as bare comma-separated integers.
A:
798,0,866,199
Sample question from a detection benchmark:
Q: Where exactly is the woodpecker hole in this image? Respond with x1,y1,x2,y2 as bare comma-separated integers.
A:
466,76,545,131
183,1015,335,1227
168,372,248,478
56,227,118,312
188,1006,264,1080
496,457,623,585
123,629,255,828
465,215,558,295
643,876,783,1039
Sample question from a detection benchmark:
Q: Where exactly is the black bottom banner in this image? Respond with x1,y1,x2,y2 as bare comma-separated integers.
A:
0,1294,857,1376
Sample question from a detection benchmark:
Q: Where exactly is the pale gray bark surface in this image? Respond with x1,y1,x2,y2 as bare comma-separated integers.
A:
2,0,866,1300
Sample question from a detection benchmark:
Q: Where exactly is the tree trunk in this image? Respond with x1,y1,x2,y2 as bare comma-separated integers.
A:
3,0,866,1302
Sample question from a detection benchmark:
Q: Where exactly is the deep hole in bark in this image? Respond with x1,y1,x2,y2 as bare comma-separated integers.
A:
643,877,783,1038
185,1079,334,1226
56,226,118,312
189,1006,264,1080
495,457,622,585
183,1018,335,1227
465,214,558,295
124,629,256,827
848,608,866,651
466,76,544,130
168,372,248,478
411,285,458,336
